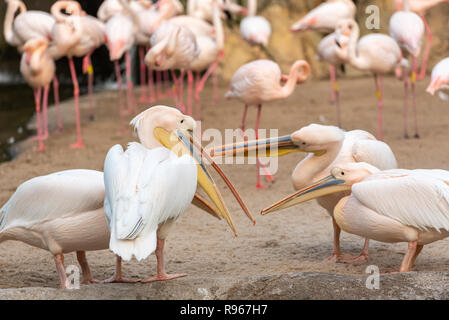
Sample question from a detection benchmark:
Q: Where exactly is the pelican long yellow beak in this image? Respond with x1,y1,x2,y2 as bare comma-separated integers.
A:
154,127,255,236
207,135,325,158
261,175,350,215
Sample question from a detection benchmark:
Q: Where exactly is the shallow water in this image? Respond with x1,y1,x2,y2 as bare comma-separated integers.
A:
0,83,73,162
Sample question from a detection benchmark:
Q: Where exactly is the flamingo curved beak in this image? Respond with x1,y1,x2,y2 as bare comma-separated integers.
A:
261,175,349,215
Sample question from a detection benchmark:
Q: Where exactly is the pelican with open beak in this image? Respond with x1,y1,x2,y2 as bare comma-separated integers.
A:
103,105,254,282
207,124,398,263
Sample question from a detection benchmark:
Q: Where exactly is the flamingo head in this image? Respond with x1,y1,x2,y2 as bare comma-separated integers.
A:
107,39,126,61
23,38,48,64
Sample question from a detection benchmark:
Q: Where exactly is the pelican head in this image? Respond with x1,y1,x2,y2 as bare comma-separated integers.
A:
131,106,255,234
207,124,344,159
261,162,379,215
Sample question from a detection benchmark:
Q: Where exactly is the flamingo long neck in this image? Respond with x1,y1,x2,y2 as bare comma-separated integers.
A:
212,0,224,50
152,0,176,31
402,0,411,11
4,0,26,46
277,61,310,99
119,0,139,34
51,1,77,22
248,0,257,16
346,23,369,71
292,140,343,190
29,45,47,74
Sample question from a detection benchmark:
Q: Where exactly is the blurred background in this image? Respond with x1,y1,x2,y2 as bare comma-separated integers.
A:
0,0,448,161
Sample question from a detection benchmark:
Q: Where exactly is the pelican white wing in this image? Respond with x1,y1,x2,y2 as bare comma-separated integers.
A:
104,143,197,261
352,169,449,232
0,170,104,231
352,139,398,170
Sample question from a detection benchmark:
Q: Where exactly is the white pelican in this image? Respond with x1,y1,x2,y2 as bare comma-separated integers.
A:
0,169,108,288
104,105,254,282
208,124,398,262
262,162,449,272
0,106,252,288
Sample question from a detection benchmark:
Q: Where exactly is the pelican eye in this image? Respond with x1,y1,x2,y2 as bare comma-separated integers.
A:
341,171,345,176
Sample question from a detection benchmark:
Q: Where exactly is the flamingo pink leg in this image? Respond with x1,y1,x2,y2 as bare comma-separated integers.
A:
114,60,126,134
42,84,49,140
52,76,63,132
212,67,219,103
240,105,274,188
411,56,420,138
138,46,148,102
147,66,156,103
171,70,179,105
187,70,193,116
255,104,268,189
33,88,45,151
329,64,337,103
82,50,95,121
194,72,201,119
125,51,137,115
178,70,186,113
374,74,384,141
68,57,84,149
418,15,432,81
329,64,341,127
156,71,163,99
164,70,171,98
403,65,410,139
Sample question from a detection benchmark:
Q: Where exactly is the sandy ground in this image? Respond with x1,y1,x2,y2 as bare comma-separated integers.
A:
1,76,449,299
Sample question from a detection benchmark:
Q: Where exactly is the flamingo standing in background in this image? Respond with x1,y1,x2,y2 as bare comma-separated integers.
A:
290,0,356,33
224,59,310,189
394,0,449,80
426,57,449,100
209,124,398,262
104,0,139,132
267,162,449,272
240,0,271,47
188,0,225,118
316,32,349,127
390,0,424,139
187,0,247,22
334,19,406,141
49,1,105,148
4,0,63,132
145,22,200,114
20,38,55,151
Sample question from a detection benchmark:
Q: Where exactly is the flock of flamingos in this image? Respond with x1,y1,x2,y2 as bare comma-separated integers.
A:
2,0,449,290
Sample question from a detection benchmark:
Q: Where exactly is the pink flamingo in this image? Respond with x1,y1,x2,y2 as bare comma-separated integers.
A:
145,22,200,114
104,0,140,133
188,0,225,119
4,0,63,132
316,32,349,127
224,59,311,189
240,0,271,47
187,0,247,23
49,1,105,148
426,57,449,99
389,0,424,138
394,0,449,80
335,19,406,141
20,38,55,151
290,0,356,33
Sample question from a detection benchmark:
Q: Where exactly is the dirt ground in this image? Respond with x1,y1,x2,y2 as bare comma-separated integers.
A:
1,75,449,299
